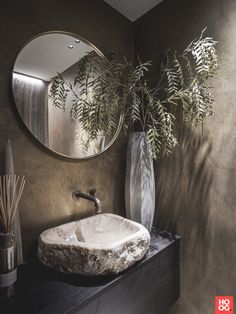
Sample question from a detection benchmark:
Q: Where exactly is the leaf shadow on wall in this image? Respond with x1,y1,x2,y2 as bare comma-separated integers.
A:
153,120,213,278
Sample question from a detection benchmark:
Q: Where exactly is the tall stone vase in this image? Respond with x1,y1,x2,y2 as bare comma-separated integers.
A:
125,132,155,232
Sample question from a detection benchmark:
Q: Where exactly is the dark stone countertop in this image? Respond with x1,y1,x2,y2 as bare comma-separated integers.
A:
1,229,180,314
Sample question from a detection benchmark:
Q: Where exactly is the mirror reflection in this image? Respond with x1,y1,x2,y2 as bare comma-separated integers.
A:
12,32,122,159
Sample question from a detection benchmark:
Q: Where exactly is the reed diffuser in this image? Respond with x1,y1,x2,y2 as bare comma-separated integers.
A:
0,174,25,298
0,175,25,235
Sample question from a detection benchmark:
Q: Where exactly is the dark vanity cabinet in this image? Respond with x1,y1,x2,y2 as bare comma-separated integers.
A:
2,230,180,314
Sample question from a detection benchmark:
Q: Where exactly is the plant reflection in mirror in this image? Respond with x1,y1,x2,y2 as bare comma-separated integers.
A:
49,51,124,150
74,128,106,157
49,29,219,159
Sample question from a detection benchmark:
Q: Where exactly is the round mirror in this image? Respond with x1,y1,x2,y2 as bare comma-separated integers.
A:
12,32,123,159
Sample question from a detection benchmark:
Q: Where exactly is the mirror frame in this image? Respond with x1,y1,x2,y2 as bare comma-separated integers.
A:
12,31,124,160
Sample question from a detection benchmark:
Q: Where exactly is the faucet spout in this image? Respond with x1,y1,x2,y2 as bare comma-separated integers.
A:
72,189,102,214
93,197,102,214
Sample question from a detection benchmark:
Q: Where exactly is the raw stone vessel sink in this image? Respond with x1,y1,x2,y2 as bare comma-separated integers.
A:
38,213,150,275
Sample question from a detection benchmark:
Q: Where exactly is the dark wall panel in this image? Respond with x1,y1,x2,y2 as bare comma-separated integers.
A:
134,1,236,313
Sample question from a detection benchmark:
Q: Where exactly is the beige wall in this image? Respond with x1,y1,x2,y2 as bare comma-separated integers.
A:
0,0,132,259
134,0,236,313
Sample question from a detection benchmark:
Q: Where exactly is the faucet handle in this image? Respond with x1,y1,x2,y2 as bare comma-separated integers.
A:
89,188,97,197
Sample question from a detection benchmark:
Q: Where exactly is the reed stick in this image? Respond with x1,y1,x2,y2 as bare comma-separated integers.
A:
0,175,25,234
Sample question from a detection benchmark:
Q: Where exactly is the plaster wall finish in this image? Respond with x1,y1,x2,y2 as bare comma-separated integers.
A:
0,0,132,259
135,0,236,313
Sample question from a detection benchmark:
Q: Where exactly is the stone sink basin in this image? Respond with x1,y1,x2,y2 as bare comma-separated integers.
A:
38,213,150,275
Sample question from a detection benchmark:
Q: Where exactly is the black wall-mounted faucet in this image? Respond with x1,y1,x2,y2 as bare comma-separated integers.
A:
72,188,102,214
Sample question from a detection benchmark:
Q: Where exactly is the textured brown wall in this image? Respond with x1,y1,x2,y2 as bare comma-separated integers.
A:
135,0,236,313
0,0,132,259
